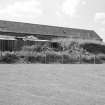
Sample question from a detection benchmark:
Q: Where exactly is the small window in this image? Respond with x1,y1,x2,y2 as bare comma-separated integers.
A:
50,42,58,48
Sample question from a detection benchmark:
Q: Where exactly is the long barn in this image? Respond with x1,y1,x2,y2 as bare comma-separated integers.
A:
0,20,103,51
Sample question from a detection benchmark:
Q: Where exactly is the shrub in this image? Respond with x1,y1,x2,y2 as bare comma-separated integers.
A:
82,55,102,64
44,51,61,63
0,53,19,64
81,43,105,54
52,38,80,51
96,54,105,63
23,52,46,63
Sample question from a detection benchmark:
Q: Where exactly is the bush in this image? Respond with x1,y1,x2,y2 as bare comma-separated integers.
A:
82,55,102,64
52,38,80,51
23,52,46,63
81,43,105,54
0,53,19,64
96,54,105,63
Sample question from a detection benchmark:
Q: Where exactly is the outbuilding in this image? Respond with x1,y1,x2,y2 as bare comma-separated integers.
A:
0,20,103,51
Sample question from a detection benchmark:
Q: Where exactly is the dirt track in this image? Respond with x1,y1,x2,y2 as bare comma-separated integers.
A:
0,64,105,105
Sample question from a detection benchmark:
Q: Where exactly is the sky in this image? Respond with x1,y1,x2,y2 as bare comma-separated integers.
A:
0,0,105,41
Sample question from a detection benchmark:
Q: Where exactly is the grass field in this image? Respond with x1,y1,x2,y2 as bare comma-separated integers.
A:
0,64,105,105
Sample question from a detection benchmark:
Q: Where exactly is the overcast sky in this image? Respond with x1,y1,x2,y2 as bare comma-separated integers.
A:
0,0,105,41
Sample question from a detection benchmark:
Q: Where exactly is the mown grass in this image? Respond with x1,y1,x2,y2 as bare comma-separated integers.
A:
0,65,105,105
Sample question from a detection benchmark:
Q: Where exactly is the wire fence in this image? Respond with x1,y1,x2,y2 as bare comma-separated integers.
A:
0,39,99,64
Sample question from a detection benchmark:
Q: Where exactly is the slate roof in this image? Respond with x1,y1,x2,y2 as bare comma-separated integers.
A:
0,20,102,41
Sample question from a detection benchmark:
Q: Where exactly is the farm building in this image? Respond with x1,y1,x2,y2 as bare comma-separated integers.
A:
0,20,103,51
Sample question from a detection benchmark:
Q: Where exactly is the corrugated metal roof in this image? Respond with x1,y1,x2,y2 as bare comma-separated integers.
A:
0,35,16,40
0,20,102,40
23,35,48,41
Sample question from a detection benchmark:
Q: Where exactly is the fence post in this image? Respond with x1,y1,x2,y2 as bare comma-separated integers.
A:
62,47,64,64
62,53,63,64
79,52,82,64
1,40,3,56
45,54,46,64
94,55,96,64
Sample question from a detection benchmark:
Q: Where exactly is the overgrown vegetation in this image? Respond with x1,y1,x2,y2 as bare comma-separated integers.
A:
0,38,105,64
0,52,19,64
